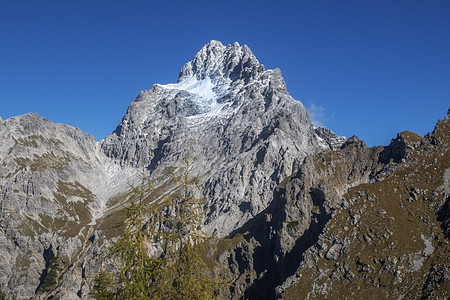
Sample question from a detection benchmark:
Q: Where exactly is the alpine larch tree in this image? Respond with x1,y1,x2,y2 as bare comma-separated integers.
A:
90,154,218,299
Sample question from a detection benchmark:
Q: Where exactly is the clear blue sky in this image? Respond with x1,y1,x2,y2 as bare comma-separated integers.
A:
1,0,449,146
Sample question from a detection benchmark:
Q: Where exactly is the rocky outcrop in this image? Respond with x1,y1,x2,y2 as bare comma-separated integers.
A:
315,126,347,150
207,110,450,299
209,134,385,299
280,112,450,299
0,113,109,298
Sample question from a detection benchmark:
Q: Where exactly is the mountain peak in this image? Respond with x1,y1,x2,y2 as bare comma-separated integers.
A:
202,39,226,50
177,40,264,83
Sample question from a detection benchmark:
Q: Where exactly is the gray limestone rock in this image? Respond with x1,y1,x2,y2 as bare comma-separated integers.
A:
315,126,347,150
0,113,109,298
210,134,386,299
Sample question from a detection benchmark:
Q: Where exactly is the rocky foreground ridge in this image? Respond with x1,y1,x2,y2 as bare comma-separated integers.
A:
0,41,448,299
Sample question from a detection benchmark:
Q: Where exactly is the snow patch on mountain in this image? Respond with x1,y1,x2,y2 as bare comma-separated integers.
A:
157,75,233,122
161,76,215,101
89,158,139,225
103,159,138,199
158,76,230,103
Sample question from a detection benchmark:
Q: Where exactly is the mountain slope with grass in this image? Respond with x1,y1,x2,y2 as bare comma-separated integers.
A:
204,110,449,299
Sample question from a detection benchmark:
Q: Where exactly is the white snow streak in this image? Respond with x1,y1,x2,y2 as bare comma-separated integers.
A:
157,76,232,122
89,158,139,225
159,76,218,103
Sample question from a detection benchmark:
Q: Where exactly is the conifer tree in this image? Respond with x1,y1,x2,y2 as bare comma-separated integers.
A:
90,154,216,299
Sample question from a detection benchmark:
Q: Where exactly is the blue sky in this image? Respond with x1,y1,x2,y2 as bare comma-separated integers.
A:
1,0,449,146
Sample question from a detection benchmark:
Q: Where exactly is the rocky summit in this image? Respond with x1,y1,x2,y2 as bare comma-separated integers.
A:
100,40,339,236
0,41,448,299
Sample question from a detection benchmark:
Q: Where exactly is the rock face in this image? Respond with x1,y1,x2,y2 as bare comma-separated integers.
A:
315,126,347,150
206,110,450,299
0,113,108,299
207,135,386,299
101,40,333,236
280,113,450,300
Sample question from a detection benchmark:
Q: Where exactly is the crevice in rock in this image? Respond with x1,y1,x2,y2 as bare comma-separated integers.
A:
35,245,55,294
148,135,171,170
